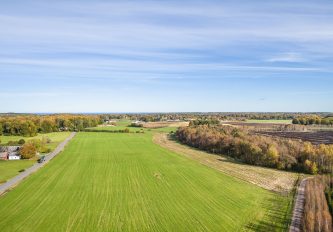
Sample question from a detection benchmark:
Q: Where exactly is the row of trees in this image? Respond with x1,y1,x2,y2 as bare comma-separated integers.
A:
0,115,102,136
100,112,325,123
189,119,220,126
293,116,333,125
176,125,333,174
302,177,332,232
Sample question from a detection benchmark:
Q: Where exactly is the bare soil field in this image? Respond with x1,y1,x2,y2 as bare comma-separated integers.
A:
153,133,299,194
256,131,333,145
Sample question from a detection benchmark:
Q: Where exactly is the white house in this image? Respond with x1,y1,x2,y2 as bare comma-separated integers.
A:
8,153,21,160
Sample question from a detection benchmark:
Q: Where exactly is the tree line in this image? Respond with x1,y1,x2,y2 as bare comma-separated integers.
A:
176,125,333,174
0,114,102,137
189,119,220,126
99,112,329,122
292,115,333,125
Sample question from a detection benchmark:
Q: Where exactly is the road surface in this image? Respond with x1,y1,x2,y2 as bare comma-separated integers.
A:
0,132,76,195
289,178,308,232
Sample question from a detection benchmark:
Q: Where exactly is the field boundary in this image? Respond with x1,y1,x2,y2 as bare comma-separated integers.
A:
289,177,309,232
0,132,76,196
153,133,298,194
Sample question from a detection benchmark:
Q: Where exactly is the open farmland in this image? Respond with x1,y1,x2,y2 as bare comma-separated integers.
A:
245,119,292,124
0,132,292,231
0,132,72,151
153,133,298,194
87,119,185,133
143,121,189,128
0,160,35,183
256,131,333,145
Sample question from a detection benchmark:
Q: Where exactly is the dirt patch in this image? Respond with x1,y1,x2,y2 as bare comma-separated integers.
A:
153,133,299,194
154,172,162,180
143,121,189,128
256,131,333,145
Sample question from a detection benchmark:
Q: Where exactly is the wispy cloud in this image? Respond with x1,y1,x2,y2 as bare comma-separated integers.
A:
267,52,306,63
0,0,333,112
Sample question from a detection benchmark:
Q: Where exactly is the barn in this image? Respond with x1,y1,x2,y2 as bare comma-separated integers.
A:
0,146,21,160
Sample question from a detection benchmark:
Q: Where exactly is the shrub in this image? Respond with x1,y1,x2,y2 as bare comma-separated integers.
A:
7,140,19,146
18,139,25,145
40,147,51,153
20,142,37,159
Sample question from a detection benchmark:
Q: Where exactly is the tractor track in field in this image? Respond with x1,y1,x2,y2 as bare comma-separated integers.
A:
0,132,76,195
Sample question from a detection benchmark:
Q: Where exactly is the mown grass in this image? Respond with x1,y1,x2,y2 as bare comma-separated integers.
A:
0,132,291,231
0,160,35,183
90,120,183,133
0,132,71,151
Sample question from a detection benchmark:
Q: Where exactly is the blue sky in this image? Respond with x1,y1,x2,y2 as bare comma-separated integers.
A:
0,0,333,112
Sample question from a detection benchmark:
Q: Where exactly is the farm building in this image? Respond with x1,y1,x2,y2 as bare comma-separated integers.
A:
0,146,21,160
0,152,8,160
131,120,145,126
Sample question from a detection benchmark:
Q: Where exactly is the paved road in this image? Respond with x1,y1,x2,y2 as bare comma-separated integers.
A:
0,132,76,195
289,178,309,232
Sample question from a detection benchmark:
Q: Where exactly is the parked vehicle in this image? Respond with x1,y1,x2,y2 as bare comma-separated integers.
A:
38,156,46,163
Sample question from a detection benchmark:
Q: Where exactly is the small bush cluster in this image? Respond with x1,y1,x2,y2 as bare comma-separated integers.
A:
189,119,219,126
20,136,52,159
6,139,25,146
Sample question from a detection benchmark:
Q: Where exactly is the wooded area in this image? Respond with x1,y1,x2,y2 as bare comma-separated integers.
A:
176,125,333,174
293,115,333,125
0,115,102,136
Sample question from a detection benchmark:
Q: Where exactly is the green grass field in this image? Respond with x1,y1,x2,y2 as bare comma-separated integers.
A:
0,132,292,231
87,120,138,132
0,132,72,151
87,119,179,133
245,119,292,124
0,160,35,183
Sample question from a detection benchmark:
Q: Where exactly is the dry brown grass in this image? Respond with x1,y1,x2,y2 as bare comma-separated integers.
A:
153,133,299,194
143,121,189,128
302,177,332,232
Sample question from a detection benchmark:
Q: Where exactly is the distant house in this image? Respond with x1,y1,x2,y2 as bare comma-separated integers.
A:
0,146,21,160
131,120,145,127
0,152,8,160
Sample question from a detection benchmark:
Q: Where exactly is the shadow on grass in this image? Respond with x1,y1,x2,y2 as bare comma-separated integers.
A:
245,195,292,232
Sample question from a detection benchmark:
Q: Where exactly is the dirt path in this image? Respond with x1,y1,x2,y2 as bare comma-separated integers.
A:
289,178,308,232
0,132,76,195
153,133,298,194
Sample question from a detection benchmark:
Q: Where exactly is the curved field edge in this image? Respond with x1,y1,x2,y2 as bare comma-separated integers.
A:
0,132,291,231
153,133,299,194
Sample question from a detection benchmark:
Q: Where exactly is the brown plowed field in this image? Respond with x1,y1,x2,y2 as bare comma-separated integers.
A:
256,131,333,145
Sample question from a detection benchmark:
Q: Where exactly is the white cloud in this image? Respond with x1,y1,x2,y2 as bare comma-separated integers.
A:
267,52,306,63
